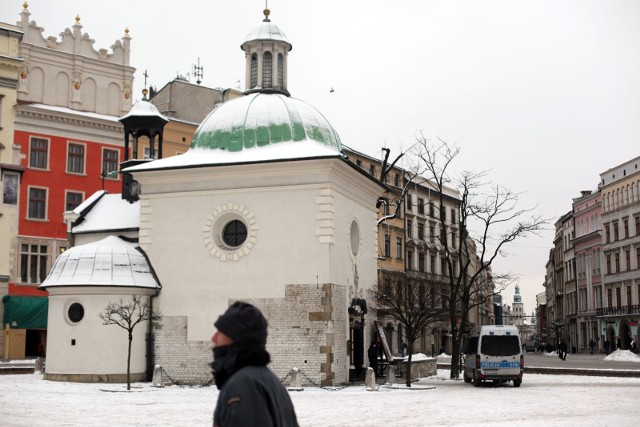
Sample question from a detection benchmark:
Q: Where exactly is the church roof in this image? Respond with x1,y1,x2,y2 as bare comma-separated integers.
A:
124,92,343,172
119,98,168,122
72,191,139,234
241,13,292,51
40,236,159,289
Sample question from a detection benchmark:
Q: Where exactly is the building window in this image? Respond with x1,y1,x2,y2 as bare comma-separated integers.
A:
417,198,424,214
407,251,413,270
28,187,47,220
19,242,50,284
68,303,85,323
625,250,631,271
67,143,85,174
381,197,390,216
384,234,391,257
429,202,435,217
451,208,456,224
605,224,610,243
277,53,284,88
440,207,446,221
407,194,412,211
417,222,424,240
627,286,632,306
607,288,612,308
418,253,425,272
102,148,119,177
2,172,18,205
355,159,362,167
623,219,629,239
222,220,247,247
606,254,611,274
616,287,621,307
429,225,435,243
441,258,447,276
396,237,402,259
262,51,273,88
369,165,375,176
394,174,399,187
407,219,412,238
614,252,620,273
430,255,436,273
65,191,83,211
29,137,48,169
635,216,640,236
613,222,619,241
250,53,258,88
636,247,640,270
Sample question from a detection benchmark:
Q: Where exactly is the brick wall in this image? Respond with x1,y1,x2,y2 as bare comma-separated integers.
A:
153,283,349,386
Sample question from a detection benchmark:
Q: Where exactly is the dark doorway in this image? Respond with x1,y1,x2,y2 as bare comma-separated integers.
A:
25,329,46,357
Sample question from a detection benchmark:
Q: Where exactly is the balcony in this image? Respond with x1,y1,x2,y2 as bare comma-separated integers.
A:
596,305,640,317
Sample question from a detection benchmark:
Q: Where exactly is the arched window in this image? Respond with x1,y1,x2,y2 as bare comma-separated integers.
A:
262,51,272,88
277,53,284,88
250,53,258,88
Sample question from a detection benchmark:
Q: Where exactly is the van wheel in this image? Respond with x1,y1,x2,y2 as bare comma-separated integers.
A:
463,371,471,383
473,374,481,387
514,379,522,388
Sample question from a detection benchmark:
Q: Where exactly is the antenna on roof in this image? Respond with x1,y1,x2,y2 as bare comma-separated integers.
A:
193,57,203,85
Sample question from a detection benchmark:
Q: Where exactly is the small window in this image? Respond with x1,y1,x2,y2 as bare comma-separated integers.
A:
249,53,259,88
262,51,273,88
67,143,85,174
28,187,47,220
29,137,48,169
277,53,284,88
3,172,18,205
65,191,83,211
68,303,84,323
223,220,247,247
418,198,424,214
102,148,119,178
19,242,50,284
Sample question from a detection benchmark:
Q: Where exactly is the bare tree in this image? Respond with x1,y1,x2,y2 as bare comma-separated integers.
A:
99,295,161,390
377,147,419,225
369,279,447,387
412,135,547,379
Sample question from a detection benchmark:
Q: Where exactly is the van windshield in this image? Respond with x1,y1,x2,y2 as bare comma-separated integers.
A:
480,335,520,356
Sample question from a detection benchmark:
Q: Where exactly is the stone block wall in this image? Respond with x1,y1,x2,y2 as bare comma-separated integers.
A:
154,283,349,386
153,316,212,385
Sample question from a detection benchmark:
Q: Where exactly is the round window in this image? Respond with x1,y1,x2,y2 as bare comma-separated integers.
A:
68,303,84,323
222,220,248,247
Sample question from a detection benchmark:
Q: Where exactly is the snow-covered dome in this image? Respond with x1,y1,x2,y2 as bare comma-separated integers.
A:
241,8,292,51
40,236,159,289
119,98,167,122
190,92,342,154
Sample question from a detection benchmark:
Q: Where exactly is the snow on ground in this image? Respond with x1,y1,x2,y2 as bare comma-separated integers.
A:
1,369,639,427
604,349,640,362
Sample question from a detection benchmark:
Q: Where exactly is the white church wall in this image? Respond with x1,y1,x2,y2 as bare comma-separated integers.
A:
134,158,381,384
45,288,152,382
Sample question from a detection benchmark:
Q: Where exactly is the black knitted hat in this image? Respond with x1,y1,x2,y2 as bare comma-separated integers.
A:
214,301,268,345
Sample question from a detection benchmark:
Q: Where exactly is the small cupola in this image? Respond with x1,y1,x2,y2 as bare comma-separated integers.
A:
241,8,292,96
119,89,169,161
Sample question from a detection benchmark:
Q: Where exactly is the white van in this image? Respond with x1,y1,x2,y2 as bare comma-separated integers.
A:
463,325,523,387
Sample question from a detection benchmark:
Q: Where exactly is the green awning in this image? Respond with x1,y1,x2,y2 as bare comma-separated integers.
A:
2,295,48,329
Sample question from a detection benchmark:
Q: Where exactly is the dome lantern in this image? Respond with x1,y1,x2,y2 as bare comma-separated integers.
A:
241,9,292,96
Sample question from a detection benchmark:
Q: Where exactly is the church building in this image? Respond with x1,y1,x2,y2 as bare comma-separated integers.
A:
41,9,384,386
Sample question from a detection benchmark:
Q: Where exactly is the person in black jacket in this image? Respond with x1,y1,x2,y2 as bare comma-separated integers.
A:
211,301,298,427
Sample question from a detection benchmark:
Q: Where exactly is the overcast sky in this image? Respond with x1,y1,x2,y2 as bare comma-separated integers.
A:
3,0,640,314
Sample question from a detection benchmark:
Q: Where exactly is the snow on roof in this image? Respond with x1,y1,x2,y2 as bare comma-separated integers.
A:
119,99,168,122
242,16,291,50
41,236,159,289
123,143,342,172
73,193,139,234
23,103,121,123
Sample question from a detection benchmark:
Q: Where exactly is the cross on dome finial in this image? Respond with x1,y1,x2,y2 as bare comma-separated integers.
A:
23,2,28,10
263,1,270,22
75,15,80,23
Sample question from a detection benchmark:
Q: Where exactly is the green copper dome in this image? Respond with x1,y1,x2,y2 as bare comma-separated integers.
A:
190,92,342,154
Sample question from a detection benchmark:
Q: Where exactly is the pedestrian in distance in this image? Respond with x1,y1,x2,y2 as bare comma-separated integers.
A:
211,301,299,427
589,338,595,355
558,339,567,361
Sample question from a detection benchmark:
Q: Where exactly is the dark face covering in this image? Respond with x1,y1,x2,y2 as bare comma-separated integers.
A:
211,334,271,389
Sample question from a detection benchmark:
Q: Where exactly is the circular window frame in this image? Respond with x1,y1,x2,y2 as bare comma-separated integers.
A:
65,301,85,325
204,203,257,262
